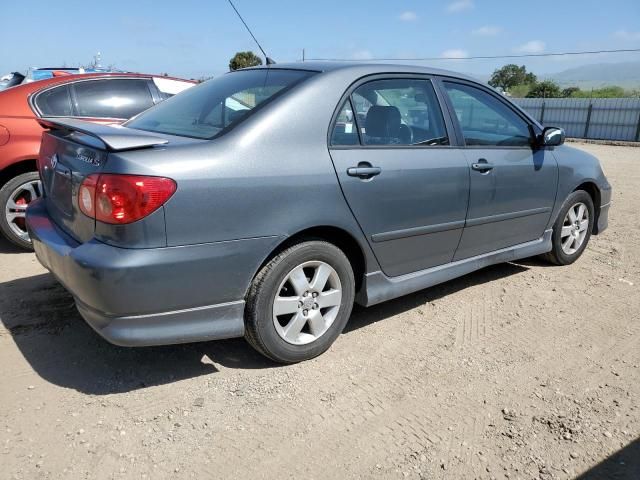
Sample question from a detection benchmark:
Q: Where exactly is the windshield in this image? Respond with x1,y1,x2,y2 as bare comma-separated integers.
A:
126,69,316,139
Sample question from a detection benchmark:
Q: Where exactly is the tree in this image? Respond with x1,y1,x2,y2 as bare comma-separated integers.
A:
508,84,533,98
488,64,537,92
526,80,562,98
229,51,263,71
561,86,580,98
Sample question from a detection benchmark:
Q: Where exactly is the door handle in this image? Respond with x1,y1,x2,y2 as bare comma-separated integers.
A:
471,160,494,172
347,164,382,179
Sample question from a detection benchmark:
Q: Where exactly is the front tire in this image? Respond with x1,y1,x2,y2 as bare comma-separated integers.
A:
244,241,355,363
0,171,42,250
541,190,594,265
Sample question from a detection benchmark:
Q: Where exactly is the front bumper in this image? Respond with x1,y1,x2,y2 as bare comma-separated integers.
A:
596,202,610,234
26,199,281,346
595,184,612,235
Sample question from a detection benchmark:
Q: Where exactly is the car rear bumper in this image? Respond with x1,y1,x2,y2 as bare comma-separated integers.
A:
26,198,281,346
74,297,245,347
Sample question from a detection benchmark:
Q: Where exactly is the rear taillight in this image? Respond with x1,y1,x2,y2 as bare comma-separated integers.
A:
78,174,176,224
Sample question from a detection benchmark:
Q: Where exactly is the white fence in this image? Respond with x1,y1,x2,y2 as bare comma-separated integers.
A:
512,98,640,142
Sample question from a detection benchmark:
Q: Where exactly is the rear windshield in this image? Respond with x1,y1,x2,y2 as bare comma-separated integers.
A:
126,69,315,139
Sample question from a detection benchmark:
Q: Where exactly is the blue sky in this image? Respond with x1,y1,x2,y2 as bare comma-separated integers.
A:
2,0,639,79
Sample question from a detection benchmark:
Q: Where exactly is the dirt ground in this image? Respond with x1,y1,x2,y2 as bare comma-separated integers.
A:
0,143,638,480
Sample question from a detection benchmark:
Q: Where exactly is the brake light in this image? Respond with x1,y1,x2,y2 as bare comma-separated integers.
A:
78,174,176,224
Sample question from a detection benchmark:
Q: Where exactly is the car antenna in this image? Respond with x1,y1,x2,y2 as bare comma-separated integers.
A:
226,0,276,65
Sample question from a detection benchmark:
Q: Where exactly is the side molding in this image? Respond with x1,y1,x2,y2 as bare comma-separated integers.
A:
357,229,553,306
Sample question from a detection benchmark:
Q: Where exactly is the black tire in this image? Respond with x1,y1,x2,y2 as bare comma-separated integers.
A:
0,171,41,250
541,190,594,266
245,240,355,364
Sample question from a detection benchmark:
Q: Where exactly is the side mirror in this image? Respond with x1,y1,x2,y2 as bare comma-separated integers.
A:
540,127,565,147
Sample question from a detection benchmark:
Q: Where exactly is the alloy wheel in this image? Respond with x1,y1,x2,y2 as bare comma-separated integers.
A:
560,202,589,255
4,179,42,243
272,260,342,345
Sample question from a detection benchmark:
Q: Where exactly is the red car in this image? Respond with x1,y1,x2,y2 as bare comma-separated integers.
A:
0,73,195,248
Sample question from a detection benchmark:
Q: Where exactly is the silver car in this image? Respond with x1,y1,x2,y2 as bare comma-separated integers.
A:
26,63,611,363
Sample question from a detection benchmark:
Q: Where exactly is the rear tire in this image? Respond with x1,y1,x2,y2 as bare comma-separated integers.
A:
244,241,355,364
0,171,42,250
541,190,594,266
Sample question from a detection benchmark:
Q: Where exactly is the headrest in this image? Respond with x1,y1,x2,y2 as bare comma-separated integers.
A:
365,106,401,138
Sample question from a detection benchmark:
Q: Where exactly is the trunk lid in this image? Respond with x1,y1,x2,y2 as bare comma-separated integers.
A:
37,118,170,243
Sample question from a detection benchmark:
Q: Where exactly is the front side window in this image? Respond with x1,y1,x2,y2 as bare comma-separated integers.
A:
443,82,532,147
35,85,72,116
127,69,315,140
73,79,154,119
347,78,448,146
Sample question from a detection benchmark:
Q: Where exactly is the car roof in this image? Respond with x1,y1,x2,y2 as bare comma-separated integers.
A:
246,61,482,83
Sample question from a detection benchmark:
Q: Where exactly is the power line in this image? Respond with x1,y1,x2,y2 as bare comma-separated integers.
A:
306,48,640,62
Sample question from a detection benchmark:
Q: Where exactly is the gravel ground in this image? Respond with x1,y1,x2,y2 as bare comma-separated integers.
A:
0,143,638,480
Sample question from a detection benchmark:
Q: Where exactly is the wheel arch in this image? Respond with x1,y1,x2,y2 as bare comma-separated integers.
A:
573,181,602,234
0,159,38,189
253,226,368,295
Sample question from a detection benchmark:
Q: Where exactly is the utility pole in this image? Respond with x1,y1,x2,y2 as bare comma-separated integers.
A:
302,48,305,62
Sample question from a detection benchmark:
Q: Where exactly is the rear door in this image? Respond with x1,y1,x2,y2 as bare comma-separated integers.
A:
329,76,469,277
440,81,558,260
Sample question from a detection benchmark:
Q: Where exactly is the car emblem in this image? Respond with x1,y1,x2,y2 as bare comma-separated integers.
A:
76,151,100,166
50,154,58,169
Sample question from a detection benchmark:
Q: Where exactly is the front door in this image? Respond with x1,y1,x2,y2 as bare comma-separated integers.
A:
329,77,469,277
441,81,558,260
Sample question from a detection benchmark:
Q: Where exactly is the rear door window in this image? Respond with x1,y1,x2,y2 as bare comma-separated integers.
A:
335,78,448,146
72,79,154,119
330,99,359,145
34,85,73,116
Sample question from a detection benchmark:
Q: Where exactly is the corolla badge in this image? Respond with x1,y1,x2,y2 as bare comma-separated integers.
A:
50,154,58,169
76,150,100,166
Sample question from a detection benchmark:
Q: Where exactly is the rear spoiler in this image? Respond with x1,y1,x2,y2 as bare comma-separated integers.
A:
38,117,169,151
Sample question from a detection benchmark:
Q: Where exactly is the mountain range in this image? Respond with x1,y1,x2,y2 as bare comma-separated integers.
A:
471,61,640,89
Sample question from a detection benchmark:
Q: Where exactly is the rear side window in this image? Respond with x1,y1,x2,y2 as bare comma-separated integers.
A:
443,82,532,147
127,69,316,140
332,78,448,146
330,99,358,145
73,79,154,119
35,85,72,116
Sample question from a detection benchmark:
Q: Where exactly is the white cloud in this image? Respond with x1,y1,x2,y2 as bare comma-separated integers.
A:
514,40,546,54
398,11,418,22
351,49,374,60
614,29,640,41
441,49,469,59
447,0,474,13
472,25,502,36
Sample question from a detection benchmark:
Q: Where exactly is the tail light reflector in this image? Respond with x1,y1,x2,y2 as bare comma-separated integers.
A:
78,174,176,224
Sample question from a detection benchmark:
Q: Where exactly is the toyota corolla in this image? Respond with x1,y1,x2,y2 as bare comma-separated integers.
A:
26,63,611,363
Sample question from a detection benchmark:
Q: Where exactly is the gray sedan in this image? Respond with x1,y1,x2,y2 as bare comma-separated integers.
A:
26,63,611,363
